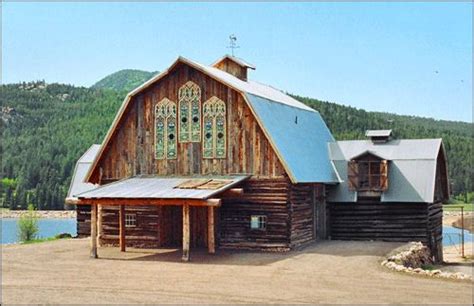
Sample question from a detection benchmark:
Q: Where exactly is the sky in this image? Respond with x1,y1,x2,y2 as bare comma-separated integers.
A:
2,2,472,122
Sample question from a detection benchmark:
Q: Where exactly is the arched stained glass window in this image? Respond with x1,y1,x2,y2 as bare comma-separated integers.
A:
178,81,201,142
202,96,226,159
155,98,177,160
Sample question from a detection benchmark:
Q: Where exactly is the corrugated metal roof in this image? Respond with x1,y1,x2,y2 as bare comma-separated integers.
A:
212,55,256,69
365,129,392,137
75,175,249,199
246,93,339,183
67,144,101,199
327,139,444,203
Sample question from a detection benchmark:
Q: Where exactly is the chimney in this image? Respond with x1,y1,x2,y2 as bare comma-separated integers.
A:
212,55,255,81
365,130,393,144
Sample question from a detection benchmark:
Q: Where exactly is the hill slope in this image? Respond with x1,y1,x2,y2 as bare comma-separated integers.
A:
0,74,472,210
91,69,157,92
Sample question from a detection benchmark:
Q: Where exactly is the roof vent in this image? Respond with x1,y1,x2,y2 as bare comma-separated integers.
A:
212,55,255,81
365,129,392,144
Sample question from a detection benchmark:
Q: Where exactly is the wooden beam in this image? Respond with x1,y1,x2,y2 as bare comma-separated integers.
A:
90,204,98,259
77,198,221,207
221,188,244,197
119,204,126,252
182,204,190,262
207,206,215,254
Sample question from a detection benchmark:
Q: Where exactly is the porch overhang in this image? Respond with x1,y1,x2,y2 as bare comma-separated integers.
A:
75,175,250,206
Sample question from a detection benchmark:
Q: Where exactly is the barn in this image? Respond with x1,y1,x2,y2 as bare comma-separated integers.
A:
66,55,449,262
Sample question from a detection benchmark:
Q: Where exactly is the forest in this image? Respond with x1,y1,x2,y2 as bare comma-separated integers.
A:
0,70,472,210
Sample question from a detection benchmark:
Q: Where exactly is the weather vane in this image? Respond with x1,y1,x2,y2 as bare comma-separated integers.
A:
227,34,240,56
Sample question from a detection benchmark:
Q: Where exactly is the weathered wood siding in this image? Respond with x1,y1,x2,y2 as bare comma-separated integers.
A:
99,205,160,248
219,177,291,250
328,202,442,262
289,184,314,247
76,205,91,237
89,63,285,183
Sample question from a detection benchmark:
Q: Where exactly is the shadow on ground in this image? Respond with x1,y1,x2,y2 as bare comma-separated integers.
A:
95,240,404,266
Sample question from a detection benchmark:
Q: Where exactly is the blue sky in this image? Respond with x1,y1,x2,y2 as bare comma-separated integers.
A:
2,2,472,122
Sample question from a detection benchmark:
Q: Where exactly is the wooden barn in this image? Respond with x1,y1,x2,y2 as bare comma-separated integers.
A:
66,56,449,262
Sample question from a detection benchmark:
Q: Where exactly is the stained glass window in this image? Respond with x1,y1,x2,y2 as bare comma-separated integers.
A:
202,96,226,159
155,98,177,160
178,81,201,142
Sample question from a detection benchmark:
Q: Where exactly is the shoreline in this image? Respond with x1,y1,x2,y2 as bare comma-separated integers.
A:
1,210,76,219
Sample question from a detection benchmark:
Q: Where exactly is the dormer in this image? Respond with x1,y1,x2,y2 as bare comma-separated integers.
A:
212,55,255,81
365,129,392,144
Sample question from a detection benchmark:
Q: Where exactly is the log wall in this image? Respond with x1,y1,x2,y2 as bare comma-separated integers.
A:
289,184,314,247
219,177,292,250
76,205,91,237
328,201,443,262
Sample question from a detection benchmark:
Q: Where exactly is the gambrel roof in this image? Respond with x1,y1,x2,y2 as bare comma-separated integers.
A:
66,144,100,202
85,56,339,184
327,139,448,203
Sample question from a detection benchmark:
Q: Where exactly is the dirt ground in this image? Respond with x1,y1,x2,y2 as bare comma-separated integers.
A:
2,239,473,304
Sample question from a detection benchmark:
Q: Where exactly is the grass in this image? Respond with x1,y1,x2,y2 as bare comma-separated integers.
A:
443,203,474,212
21,233,73,245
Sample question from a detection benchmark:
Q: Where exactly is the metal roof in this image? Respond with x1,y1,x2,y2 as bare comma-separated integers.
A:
327,139,445,203
246,93,339,183
75,175,249,199
66,144,100,199
365,129,392,137
212,55,256,69
330,139,442,161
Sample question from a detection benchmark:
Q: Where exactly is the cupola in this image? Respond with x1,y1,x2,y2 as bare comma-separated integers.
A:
212,55,255,81
365,130,393,144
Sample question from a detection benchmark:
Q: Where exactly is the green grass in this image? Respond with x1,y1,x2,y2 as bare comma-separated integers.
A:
21,233,73,244
443,203,474,212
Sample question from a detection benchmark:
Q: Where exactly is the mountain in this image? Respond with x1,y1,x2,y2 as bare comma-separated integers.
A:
91,69,158,92
0,73,472,210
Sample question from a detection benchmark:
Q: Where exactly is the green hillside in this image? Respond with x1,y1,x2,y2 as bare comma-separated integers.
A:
0,75,472,210
91,69,158,92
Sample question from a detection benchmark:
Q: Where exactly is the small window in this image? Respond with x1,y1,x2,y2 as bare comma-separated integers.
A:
125,214,137,227
250,215,266,230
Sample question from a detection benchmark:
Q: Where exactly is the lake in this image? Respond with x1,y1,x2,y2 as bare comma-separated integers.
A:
1,218,77,244
443,225,473,246
1,219,472,246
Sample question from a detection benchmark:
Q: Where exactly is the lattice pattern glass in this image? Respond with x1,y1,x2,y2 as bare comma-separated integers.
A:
178,81,201,142
202,96,226,159
155,98,177,160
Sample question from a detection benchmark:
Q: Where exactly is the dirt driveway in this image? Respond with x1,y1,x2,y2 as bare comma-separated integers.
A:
2,239,473,304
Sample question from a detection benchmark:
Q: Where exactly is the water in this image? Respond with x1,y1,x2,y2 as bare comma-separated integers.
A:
1,219,471,246
443,225,473,246
1,218,77,244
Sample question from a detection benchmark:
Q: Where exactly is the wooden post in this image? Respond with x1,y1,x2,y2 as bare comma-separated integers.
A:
182,204,190,262
97,204,103,246
119,204,126,252
208,206,215,254
90,204,98,258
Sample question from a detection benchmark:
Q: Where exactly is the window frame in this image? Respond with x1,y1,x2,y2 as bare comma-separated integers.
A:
250,215,267,231
125,213,137,228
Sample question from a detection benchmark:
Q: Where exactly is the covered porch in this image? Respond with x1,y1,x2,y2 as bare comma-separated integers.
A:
74,175,247,261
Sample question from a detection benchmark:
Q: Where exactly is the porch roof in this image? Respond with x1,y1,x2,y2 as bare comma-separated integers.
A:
75,175,249,200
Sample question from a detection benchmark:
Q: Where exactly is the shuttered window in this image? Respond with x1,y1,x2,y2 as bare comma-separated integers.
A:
348,158,389,191
155,98,177,160
202,96,227,159
178,81,201,143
